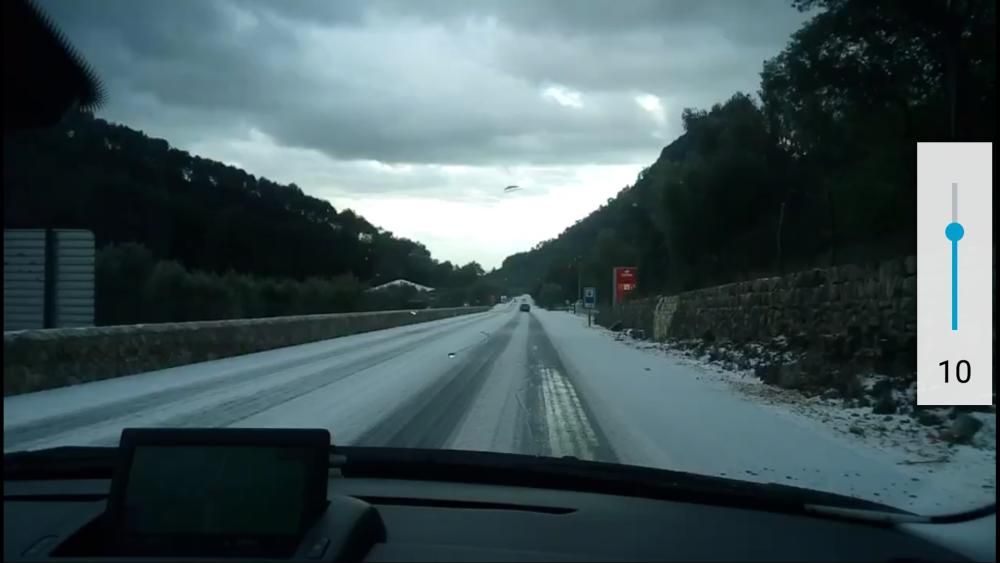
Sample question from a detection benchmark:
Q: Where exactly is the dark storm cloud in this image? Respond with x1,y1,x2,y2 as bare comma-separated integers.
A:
373,0,805,44
38,0,807,167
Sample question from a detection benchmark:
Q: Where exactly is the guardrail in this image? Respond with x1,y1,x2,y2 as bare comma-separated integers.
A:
3,306,489,396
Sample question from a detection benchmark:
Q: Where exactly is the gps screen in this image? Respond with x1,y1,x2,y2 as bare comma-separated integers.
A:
122,445,311,536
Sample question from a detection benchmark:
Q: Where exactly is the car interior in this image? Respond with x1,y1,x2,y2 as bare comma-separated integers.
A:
3,2,994,561
4,427,994,562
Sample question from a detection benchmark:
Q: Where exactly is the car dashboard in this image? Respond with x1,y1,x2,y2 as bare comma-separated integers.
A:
4,471,989,562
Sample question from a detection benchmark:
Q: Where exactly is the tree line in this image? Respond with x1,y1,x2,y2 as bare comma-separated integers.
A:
4,111,499,324
495,0,994,306
95,243,503,325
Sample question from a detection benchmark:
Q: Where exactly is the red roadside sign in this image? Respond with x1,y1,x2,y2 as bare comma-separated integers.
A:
612,267,637,306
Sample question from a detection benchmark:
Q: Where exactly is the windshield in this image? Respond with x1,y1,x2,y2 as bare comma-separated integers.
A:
3,0,995,518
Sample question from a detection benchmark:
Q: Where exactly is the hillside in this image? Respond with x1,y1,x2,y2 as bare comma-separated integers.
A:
497,0,995,307
4,111,497,323
5,110,470,284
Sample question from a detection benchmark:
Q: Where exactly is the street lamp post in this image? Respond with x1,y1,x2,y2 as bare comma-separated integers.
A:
576,257,582,302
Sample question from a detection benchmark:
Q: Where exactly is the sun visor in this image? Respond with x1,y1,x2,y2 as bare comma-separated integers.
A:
3,0,105,131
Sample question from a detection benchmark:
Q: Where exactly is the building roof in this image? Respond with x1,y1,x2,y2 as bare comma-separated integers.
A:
366,279,435,293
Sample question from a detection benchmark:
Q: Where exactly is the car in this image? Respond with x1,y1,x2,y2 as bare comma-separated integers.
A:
520,303,531,312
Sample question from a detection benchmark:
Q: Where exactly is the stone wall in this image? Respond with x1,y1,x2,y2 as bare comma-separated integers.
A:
3,307,488,396
660,257,915,343
595,297,657,337
602,257,918,376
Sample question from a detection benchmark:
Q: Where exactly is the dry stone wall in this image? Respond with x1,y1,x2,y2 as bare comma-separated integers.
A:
4,307,488,396
599,257,918,379
654,257,917,369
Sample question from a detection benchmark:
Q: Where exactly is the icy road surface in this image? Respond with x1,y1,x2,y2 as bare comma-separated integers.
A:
4,300,993,514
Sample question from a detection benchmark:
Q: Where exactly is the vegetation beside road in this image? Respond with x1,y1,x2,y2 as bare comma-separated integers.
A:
5,112,502,324
496,0,995,304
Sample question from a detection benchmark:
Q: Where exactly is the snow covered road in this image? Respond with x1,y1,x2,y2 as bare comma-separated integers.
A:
4,302,613,462
4,301,994,515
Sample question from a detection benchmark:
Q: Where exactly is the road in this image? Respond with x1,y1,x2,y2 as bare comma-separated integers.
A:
3,299,991,514
3,300,612,462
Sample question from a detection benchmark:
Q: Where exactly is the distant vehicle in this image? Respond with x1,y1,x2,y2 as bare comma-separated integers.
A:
500,295,509,304
520,303,530,312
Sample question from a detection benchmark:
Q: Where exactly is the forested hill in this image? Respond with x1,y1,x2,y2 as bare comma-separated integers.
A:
4,110,479,286
498,0,995,307
4,111,497,324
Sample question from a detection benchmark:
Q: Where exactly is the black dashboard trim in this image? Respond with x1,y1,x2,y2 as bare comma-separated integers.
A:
3,494,106,502
4,476,985,561
357,495,576,514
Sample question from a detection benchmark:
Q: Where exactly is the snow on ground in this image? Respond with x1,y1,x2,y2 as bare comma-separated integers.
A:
447,313,531,453
3,312,490,430
3,311,505,451
230,310,516,444
535,309,996,515
627,338,997,508
6,298,993,517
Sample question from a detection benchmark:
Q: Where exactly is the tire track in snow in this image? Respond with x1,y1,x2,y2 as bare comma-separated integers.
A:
4,312,494,450
523,314,617,462
357,314,521,448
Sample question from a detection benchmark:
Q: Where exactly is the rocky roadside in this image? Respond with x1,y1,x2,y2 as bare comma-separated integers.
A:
639,335,992,444
603,329,997,465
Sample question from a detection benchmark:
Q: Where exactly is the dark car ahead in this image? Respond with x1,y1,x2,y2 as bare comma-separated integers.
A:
519,303,530,312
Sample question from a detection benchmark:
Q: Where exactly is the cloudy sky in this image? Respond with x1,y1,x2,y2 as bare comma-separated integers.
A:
40,0,808,269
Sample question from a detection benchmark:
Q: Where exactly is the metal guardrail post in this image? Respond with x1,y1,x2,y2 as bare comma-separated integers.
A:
43,228,57,328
